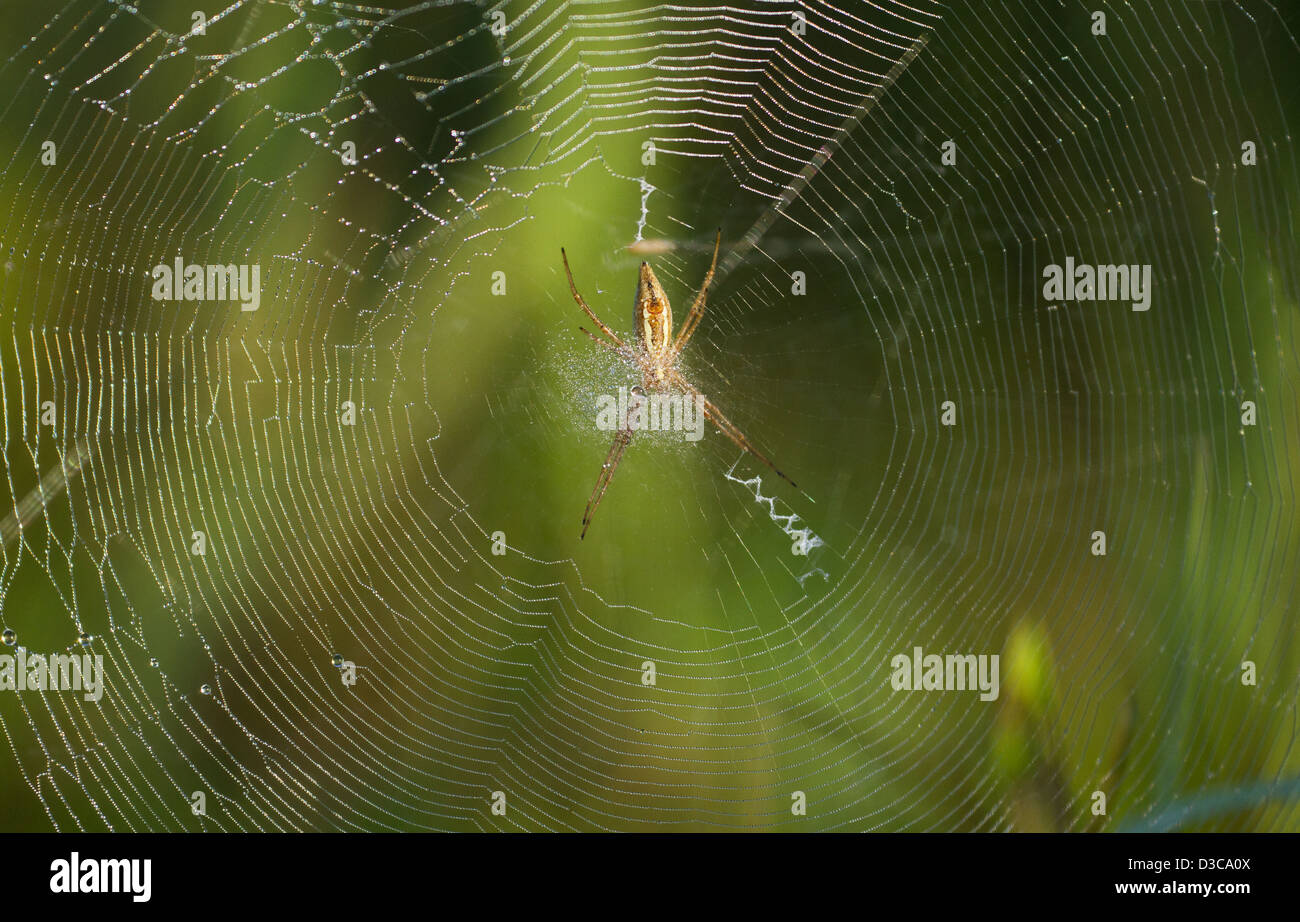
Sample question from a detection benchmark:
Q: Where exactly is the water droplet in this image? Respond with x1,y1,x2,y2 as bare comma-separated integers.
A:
148,657,159,667
2,629,14,646
78,632,93,647
331,653,345,668
200,684,212,695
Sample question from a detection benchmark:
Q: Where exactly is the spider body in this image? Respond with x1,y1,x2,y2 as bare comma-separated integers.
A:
562,231,796,538
634,262,673,386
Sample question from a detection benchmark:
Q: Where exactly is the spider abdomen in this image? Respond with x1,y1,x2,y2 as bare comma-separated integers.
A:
634,261,673,357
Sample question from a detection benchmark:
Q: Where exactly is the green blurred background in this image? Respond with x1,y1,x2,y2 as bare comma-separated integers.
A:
0,0,1296,831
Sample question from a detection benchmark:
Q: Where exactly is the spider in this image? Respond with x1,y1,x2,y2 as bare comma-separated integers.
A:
561,230,797,538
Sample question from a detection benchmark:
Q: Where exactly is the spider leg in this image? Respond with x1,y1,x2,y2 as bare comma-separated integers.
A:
581,388,646,539
580,326,633,360
672,372,797,489
670,228,721,359
562,247,627,350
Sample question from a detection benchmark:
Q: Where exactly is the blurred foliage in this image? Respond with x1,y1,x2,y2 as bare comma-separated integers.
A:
0,0,1296,831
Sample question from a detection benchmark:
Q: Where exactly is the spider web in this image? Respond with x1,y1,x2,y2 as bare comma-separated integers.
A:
0,0,1297,831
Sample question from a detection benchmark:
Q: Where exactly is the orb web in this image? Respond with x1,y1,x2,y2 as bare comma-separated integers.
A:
0,0,1296,831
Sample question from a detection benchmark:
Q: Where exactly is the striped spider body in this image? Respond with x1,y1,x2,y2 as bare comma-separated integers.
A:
561,231,796,538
